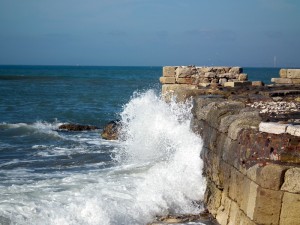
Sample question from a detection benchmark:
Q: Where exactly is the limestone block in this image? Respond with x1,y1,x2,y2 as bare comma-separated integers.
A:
292,78,300,84
229,168,245,205
205,72,216,78
219,78,227,85
239,212,256,225
281,167,300,193
259,122,287,134
228,115,261,140
238,73,248,81
204,181,222,216
280,192,300,225
228,200,241,225
216,196,231,225
246,163,287,191
176,77,193,84
175,66,197,78
279,69,287,78
245,186,282,224
159,77,175,84
271,78,293,84
224,81,252,87
198,83,210,87
200,67,213,73
252,81,264,86
229,67,243,74
286,125,300,137
287,69,300,79
162,66,176,77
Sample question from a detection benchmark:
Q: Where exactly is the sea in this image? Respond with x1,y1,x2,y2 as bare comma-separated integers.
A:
0,66,278,225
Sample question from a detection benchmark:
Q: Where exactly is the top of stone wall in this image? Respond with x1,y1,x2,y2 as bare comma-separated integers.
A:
272,69,300,85
160,66,251,87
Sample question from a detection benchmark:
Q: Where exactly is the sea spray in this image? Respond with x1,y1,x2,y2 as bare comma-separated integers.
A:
0,90,206,225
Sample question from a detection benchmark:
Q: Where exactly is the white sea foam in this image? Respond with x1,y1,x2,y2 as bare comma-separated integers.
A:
0,90,206,225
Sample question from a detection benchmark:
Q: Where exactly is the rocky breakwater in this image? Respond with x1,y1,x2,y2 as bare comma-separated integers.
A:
157,66,300,225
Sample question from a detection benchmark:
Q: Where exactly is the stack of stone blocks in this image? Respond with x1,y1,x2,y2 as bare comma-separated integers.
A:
191,96,300,225
160,66,251,88
272,69,300,85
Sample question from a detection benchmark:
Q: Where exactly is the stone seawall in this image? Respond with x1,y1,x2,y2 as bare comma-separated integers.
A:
159,66,300,225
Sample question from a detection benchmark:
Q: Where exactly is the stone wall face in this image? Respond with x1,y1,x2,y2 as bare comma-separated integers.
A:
272,69,300,85
191,96,300,225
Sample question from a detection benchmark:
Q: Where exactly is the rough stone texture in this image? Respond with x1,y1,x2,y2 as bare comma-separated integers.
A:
163,66,176,77
224,81,252,87
286,125,300,137
279,69,287,78
259,122,287,134
252,81,264,86
159,77,175,84
101,120,120,140
271,78,293,84
239,73,248,81
176,77,193,84
176,66,197,78
281,168,300,193
58,123,98,131
280,192,300,225
287,69,300,79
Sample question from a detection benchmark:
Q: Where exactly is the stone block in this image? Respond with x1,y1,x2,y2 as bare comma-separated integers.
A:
245,186,282,224
286,125,300,137
252,81,264,86
246,163,287,191
224,81,252,87
279,69,287,78
229,67,243,74
205,72,216,78
159,77,175,84
219,78,227,85
239,212,256,225
287,69,300,79
281,167,300,193
292,78,300,84
228,200,241,225
198,83,210,87
228,168,245,205
162,66,176,77
238,73,248,81
204,180,222,216
176,66,197,78
271,78,293,84
259,122,287,134
176,77,193,84
280,192,300,225
228,115,261,140
216,196,231,225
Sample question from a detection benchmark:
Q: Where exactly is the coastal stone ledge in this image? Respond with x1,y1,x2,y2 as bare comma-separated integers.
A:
287,69,300,79
156,66,300,225
259,122,288,134
272,68,300,85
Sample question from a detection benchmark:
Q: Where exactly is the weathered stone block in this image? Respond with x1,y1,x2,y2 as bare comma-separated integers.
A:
252,81,264,86
228,116,261,140
228,168,245,205
224,81,252,87
228,200,241,225
280,192,300,225
216,196,231,225
204,180,222,216
245,186,283,224
205,72,216,78
229,67,243,74
287,69,300,79
279,69,287,78
176,77,193,84
176,66,197,78
271,78,293,84
163,66,176,77
246,163,286,190
259,122,287,134
159,77,175,84
238,73,248,81
286,125,300,137
281,167,300,193
292,78,300,84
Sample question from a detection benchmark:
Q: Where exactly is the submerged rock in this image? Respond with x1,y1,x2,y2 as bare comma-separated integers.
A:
58,123,98,131
101,120,121,140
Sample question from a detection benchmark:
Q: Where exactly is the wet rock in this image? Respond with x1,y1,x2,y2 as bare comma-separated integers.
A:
101,120,121,140
58,123,98,131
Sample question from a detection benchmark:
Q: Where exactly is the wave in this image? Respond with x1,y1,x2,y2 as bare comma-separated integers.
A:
0,90,206,225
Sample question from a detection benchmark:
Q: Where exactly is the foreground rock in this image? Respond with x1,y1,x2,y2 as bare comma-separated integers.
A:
58,123,98,131
101,120,121,140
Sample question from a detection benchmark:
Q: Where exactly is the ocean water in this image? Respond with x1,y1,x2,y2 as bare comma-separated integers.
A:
0,66,277,225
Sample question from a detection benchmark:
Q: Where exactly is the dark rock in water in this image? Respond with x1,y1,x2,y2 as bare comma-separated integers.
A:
101,120,121,140
58,124,98,131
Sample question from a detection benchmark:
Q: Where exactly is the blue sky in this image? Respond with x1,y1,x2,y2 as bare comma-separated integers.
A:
0,0,299,67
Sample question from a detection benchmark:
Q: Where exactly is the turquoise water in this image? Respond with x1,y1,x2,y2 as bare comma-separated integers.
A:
0,66,277,225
